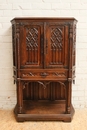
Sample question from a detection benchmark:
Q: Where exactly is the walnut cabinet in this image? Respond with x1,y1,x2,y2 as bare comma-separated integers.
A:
11,17,77,122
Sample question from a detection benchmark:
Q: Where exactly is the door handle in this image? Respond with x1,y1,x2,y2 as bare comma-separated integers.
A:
41,37,43,54
46,39,48,54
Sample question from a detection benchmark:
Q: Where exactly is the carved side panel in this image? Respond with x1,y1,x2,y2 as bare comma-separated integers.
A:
12,24,16,66
16,23,20,71
73,24,76,66
26,27,39,65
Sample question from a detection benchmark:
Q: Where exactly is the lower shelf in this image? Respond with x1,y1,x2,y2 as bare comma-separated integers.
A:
14,100,75,122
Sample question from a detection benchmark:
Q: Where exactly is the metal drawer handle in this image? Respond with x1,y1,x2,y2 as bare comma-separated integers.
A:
40,72,48,77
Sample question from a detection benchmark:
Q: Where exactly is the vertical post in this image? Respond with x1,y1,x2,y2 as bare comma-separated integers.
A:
65,23,73,114
16,23,23,114
66,80,72,114
44,22,46,69
16,80,23,113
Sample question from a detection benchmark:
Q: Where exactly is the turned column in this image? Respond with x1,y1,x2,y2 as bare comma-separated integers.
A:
16,80,23,113
65,80,72,114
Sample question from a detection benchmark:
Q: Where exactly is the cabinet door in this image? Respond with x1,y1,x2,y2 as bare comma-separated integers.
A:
20,22,44,68
45,22,69,68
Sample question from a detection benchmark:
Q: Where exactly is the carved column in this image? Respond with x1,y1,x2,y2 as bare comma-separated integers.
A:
65,80,72,114
16,23,23,113
66,23,73,114
16,80,23,113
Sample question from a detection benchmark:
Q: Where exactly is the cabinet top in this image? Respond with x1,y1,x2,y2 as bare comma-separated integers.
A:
11,17,77,23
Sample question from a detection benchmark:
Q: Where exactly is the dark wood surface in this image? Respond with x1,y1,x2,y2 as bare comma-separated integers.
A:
14,101,75,122
11,17,77,122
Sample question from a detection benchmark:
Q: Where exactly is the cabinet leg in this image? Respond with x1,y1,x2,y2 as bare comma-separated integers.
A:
16,80,23,114
66,81,72,114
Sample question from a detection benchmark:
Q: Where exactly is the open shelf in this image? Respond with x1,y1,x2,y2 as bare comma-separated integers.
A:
14,100,75,122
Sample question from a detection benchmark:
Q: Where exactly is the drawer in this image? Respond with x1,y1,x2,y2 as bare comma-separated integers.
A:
20,69,68,81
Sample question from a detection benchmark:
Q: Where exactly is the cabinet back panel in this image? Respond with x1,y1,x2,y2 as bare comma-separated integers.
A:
23,82,65,100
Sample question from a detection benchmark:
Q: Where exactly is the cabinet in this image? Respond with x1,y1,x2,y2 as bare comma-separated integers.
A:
11,17,77,122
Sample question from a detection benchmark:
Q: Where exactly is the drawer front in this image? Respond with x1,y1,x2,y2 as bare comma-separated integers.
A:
20,69,68,80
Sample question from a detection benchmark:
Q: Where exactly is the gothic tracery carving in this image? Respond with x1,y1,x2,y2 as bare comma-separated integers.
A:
51,28,63,50
26,28,38,48
53,72,66,77
26,27,39,64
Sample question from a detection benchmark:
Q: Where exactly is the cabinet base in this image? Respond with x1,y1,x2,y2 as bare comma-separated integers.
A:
14,100,75,122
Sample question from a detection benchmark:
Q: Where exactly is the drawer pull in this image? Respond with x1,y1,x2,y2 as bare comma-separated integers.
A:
40,72,48,77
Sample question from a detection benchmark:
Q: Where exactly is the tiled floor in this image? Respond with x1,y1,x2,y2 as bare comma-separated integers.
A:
0,109,87,130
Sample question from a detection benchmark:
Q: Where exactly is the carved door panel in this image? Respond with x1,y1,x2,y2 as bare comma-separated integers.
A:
20,22,44,68
45,23,69,68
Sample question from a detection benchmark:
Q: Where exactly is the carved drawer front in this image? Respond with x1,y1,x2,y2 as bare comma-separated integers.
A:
20,69,68,80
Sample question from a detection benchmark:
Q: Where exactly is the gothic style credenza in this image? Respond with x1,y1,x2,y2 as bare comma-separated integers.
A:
11,17,77,122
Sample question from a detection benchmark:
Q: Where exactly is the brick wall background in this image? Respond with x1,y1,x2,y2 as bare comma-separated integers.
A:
0,0,87,109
